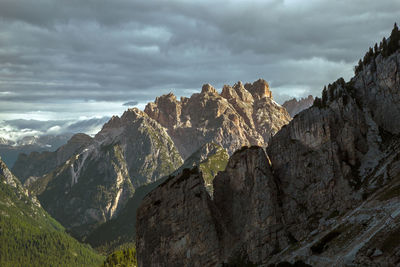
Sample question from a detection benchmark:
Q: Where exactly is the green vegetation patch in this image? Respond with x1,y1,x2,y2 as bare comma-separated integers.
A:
0,181,103,267
199,147,229,192
101,246,137,267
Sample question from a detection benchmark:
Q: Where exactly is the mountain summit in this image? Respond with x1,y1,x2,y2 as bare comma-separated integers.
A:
144,79,290,158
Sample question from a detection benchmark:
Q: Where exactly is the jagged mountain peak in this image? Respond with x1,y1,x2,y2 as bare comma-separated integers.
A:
144,79,290,158
99,107,147,132
121,107,147,122
67,133,93,144
1,158,22,190
244,78,272,100
201,83,218,94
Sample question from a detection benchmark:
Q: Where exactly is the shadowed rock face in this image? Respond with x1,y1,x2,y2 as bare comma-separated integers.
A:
137,50,400,266
267,51,400,243
213,146,286,263
136,167,231,267
268,96,370,241
144,79,291,159
137,147,287,265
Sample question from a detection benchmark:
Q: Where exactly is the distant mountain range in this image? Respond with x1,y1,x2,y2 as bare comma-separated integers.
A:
0,134,73,168
0,117,109,168
11,78,291,244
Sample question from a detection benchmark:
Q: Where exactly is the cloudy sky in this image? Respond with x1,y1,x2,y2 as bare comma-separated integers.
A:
0,0,399,132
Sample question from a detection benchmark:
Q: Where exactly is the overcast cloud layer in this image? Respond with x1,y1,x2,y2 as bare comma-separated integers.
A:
0,0,399,124
0,117,109,141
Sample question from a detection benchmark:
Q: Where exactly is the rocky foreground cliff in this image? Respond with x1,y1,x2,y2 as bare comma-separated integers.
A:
136,29,400,266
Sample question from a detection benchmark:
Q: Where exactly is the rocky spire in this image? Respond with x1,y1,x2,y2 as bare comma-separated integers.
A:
144,79,290,158
244,78,273,100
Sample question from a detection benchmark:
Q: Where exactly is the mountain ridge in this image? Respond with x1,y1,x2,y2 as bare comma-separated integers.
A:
13,79,291,240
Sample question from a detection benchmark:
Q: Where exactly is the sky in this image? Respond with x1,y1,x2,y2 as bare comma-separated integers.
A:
0,0,399,138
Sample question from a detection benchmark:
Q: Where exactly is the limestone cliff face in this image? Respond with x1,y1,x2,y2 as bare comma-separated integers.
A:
136,168,229,267
136,49,400,265
267,96,370,241
282,95,314,117
267,51,400,242
144,79,291,159
0,158,41,207
213,147,286,263
1,157,29,197
137,147,286,265
28,108,183,238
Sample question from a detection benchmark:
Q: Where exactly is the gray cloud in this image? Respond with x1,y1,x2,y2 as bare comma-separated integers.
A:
0,117,109,141
0,0,399,121
123,101,139,106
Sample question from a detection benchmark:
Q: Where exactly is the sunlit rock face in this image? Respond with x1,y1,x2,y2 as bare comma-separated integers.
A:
144,79,291,159
137,51,400,266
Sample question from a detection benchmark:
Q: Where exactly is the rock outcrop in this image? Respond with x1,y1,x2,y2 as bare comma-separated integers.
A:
282,95,314,117
144,79,291,159
136,167,230,267
1,157,29,198
137,146,288,265
213,146,286,263
136,31,400,266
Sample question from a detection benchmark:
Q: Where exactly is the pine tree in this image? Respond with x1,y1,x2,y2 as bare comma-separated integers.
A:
313,97,322,108
322,86,328,106
355,59,363,74
374,43,379,54
382,37,388,57
388,22,399,55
